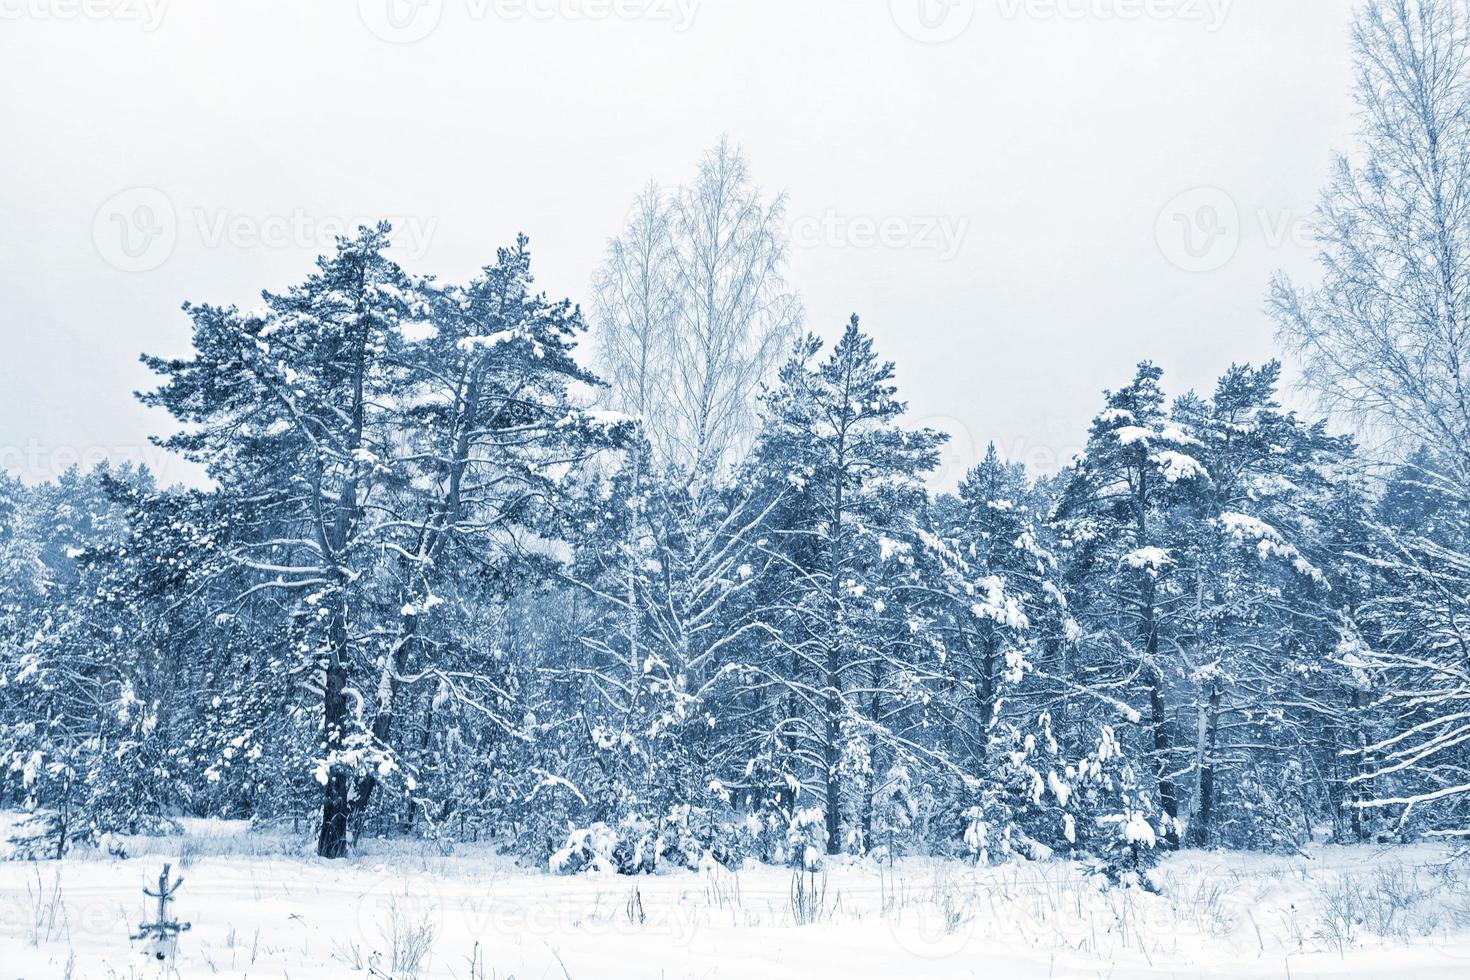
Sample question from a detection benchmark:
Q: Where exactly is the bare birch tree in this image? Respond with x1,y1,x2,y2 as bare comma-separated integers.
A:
591,181,680,449
1272,0,1470,836
1272,0,1470,483
668,138,802,476
592,139,802,477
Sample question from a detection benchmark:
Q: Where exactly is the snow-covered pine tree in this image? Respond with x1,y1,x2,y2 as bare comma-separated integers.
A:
912,447,1079,857
1,467,214,856
740,316,946,855
143,226,627,857
1169,362,1352,848
1055,363,1211,848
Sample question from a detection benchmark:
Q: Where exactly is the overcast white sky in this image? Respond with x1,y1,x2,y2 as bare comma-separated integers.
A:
0,0,1361,489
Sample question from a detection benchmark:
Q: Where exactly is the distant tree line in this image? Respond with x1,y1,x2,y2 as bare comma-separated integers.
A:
1,0,1468,871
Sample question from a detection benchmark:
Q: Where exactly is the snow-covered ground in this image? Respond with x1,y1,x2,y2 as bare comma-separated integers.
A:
4,819,1470,978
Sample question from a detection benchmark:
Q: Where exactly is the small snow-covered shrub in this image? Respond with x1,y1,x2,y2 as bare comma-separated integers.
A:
961,805,992,863
548,804,746,875
965,717,1065,863
1074,726,1162,883
869,762,917,862
549,821,620,874
958,718,1162,882
661,802,747,869
7,739,177,860
1212,758,1315,851
786,806,828,871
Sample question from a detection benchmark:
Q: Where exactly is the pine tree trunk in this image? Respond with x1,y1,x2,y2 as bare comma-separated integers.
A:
315,307,368,858
1147,668,1178,845
824,412,849,856
824,678,842,855
1349,689,1368,841
346,370,481,840
317,602,352,858
1141,571,1180,846
821,580,845,853
1193,683,1223,847
979,637,998,729
347,613,419,841
861,689,883,853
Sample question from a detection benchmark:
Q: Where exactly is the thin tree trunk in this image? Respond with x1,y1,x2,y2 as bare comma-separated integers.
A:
1193,682,1223,847
317,599,353,858
1142,581,1179,846
824,378,850,856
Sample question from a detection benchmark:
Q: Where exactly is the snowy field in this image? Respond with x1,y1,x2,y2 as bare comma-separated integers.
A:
4,820,1470,978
